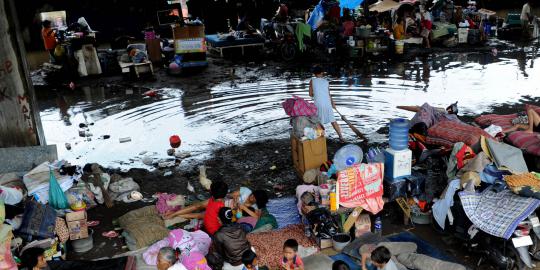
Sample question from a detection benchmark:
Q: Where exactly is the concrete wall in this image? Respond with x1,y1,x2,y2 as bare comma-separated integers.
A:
0,145,57,173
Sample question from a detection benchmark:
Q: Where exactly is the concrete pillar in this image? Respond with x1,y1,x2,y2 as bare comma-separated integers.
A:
0,0,45,147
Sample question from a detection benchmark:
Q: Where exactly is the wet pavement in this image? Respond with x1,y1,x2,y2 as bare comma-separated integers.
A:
37,45,540,169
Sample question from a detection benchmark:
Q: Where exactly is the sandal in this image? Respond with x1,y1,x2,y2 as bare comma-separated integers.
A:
87,220,100,227
102,231,119,238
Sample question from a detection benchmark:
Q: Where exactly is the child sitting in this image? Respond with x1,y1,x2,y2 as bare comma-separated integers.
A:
281,239,304,270
242,249,269,270
362,246,399,270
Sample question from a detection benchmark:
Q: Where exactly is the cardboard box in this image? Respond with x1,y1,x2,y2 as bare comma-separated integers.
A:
384,148,412,180
172,25,205,39
317,237,333,249
291,135,328,177
66,211,88,240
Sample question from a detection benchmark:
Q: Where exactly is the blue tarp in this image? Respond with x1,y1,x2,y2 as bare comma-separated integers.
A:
307,4,325,29
339,0,365,10
267,196,301,228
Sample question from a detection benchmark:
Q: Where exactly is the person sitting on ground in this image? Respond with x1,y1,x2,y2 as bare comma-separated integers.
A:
296,169,321,218
362,246,398,270
236,190,273,232
242,249,269,270
157,247,187,270
127,47,148,63
214,207,252,269
332,260,350,270
251,189,278,232
165,181,229,235
503,108,540,137
20,247,48,270
281,239,304,270
165,185,258,223
309,65,345,142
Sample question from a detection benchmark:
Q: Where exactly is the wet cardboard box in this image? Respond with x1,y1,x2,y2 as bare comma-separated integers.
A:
66,211,88,240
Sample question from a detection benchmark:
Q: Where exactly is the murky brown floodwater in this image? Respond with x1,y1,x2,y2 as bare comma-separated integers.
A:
39,46,540,168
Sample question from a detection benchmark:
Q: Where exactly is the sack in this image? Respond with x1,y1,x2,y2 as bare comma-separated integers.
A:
282,96,317,117
18,201,57,240
291,116,320,138
55,217,70,243
49,170,70,210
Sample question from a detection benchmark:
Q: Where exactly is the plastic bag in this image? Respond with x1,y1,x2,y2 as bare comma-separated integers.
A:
0,186,23,205
49,169,70,209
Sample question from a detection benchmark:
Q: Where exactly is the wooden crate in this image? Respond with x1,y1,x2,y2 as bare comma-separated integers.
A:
291,135,328,177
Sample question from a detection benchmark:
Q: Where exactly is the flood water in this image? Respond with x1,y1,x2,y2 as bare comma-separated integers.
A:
38,46,540,168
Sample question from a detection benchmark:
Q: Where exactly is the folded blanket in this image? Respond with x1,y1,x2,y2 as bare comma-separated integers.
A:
459,189,540,239
428,121,493,148
118,206,169,250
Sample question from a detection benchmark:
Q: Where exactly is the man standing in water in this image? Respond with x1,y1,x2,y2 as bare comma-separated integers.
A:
41,20,57,63
521,0,534,37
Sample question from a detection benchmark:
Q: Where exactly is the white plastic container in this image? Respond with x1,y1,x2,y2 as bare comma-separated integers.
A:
384,148,412,180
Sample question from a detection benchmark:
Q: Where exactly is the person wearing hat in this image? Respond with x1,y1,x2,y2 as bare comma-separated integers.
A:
214,207,252,269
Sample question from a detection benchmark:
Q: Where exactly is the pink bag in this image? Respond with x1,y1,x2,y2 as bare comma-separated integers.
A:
282,96,317,117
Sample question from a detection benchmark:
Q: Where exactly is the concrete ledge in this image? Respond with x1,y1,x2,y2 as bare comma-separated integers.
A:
0,145,58,173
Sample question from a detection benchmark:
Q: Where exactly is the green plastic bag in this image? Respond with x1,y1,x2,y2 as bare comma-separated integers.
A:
49,169,70,209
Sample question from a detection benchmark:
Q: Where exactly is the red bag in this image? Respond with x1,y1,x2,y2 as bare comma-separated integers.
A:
282,96,317,117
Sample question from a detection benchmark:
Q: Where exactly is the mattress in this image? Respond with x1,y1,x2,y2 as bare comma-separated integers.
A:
206,34,265,47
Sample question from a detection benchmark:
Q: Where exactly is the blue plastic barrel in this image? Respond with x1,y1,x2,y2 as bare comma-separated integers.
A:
389,118,410,150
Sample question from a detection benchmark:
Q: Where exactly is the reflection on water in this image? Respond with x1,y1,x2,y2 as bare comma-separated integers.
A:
39,48,540,168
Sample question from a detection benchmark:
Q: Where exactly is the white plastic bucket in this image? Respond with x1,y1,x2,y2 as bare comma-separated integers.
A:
395,40,404,55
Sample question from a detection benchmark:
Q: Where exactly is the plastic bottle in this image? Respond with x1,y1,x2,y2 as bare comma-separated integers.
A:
389,118,410,151
374,216,382,236
330,192,337,212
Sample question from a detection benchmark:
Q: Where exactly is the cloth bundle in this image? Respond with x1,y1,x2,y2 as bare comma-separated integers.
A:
282,96,317,117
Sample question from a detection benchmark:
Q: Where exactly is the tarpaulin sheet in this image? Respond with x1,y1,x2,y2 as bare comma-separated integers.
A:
267,196,300,228
340,0,365,10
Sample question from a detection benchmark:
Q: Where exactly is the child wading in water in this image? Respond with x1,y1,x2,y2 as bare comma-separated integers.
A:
309,66,344,142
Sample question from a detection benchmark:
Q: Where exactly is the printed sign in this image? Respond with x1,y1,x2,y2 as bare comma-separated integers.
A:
337,163,384,209
175,38,206,53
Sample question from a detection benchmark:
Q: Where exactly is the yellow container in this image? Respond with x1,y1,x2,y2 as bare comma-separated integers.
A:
330,192,337,212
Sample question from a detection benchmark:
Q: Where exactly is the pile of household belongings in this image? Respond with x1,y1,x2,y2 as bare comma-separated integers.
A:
282,95,324,140
392,102,540,262
0,160,146,268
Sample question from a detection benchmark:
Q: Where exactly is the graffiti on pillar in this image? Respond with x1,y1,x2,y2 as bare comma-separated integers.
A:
0,59,13,101
17,94,35,135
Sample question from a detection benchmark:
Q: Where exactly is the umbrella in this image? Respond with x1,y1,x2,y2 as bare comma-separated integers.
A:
369,0,400,13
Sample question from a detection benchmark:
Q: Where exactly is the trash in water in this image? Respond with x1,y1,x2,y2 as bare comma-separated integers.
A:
158,160,176,168
174,151,191,159
65,143,72,150
100,135,111,140
169,135,181,148
119,137,131,143
167,149,175,156
142,156,153,165
164,171,173,177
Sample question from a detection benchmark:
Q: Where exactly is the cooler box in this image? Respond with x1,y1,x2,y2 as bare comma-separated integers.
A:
384,148,412,180
291,135,328,177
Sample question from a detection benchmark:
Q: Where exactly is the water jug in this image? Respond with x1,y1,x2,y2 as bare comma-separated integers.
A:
389,118,409,150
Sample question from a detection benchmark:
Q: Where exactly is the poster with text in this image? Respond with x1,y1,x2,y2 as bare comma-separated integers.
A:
337,163,384,212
